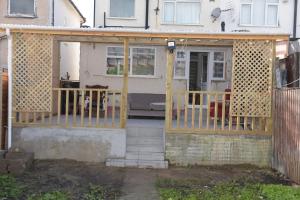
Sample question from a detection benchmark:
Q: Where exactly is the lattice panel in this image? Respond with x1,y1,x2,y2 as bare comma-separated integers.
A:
231,40,273,117
12,33,53,112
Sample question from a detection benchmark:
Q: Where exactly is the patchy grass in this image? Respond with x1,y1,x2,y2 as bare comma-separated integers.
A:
0,175,23,199
156,178,300,200
83,184,120,200
27,191,70,200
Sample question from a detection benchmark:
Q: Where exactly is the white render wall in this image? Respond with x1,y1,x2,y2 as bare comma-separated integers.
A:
297,1,300,38
54,0,82,80
95,0,294,35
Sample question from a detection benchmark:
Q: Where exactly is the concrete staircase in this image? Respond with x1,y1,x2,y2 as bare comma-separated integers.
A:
106,127,168,169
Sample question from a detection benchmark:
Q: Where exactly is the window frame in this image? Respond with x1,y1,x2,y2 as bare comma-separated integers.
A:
174,50,188,79
239,0,279,27
106,46,156,78
7,0,37,18
211,51,226,81
162,0,201,25
108,0,136,19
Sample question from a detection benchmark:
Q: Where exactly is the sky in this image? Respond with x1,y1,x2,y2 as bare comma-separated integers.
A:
73,0,94,27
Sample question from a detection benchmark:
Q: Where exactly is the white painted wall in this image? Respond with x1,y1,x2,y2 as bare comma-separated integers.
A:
297,0,300,38
54,0,82,80
95,0,293,34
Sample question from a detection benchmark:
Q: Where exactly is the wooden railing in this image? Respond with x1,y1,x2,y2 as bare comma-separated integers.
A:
13,88,123,128
166,91,272,135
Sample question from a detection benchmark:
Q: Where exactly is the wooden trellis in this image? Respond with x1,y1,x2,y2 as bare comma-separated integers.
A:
231,40,273,117
12,33,53,112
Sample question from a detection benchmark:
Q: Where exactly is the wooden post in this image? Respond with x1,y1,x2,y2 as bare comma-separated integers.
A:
120,38,129,128
165,49,174,130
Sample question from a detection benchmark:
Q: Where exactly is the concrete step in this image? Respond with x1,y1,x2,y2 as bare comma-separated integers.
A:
127,127,164,138
127,145,164,153
106,158,168,169
127,136,163,146
126,152,164,161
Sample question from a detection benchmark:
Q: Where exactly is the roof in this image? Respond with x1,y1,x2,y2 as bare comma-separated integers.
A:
0,24,290,41
67,0,86,24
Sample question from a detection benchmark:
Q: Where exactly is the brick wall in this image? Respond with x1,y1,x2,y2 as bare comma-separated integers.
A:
165,133,272,167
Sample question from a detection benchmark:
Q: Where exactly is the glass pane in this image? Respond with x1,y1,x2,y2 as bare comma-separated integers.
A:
107,47,124,57
110,0,135,17
240,4,251,24
266,5,278,26
175,61,186,77
107,58,123,75
176,2,200,24
10,0,35,15
164,2,175,23
253,0,265,25
132,48,155,76
177,51,185,59
214,52,224,61
213,63,224,78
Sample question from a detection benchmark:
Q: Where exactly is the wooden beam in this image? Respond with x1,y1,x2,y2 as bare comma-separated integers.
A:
0,27,289,41
165,49,175,130
120,38,129,128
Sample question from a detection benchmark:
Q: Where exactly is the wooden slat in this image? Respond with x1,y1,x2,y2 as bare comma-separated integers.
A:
88,90,92,127
184,92,188,128
176,93,181,128
96,90,100,127
57,90,61,125
73,90,77,127
214,94,218,130
221,94,226,130
104,91,108,127
191,93,196,128
65,90,69,127
80,90,85,127
206,94,210,129
165,50,175,130
41,112,45,124
199,93,203,129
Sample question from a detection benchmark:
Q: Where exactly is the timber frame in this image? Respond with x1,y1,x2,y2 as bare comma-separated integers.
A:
0,25,290,135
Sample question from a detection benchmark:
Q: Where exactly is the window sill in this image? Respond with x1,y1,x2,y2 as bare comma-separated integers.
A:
211,79,226,82
106,17,136,20
6,14,37,19
161,23,204,27
95,74,161,79
238,24,279,28
174,77,187,80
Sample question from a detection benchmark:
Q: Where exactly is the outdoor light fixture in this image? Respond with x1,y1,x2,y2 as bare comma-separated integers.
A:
167,40,176,53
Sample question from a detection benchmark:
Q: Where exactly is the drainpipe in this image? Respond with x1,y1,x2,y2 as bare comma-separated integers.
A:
51,0,55,26
93,0,96,27
6,28,12,150
145,0,150,29
293,0,298,39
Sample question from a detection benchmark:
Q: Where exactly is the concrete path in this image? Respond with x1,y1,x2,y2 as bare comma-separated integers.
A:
119,168,160,200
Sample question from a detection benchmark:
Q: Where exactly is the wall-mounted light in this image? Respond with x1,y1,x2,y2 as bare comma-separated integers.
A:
167,40,176,53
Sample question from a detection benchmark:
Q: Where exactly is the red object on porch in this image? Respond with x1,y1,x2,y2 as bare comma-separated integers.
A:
210,89,231,119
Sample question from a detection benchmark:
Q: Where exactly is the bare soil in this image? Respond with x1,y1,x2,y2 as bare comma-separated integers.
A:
14,160,289,200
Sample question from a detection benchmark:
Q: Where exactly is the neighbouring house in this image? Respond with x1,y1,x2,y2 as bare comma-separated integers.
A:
0,0,294,169
0,0,85,149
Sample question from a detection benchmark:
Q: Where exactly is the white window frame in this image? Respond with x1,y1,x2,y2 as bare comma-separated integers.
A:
162,0,201,25
106,46,156,78
8,0,37,18
174,50,188,79
240,0,279,27
108,0,135,19
211,51,226,80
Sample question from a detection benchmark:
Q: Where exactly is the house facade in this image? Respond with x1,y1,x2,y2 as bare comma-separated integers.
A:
80,0,294,96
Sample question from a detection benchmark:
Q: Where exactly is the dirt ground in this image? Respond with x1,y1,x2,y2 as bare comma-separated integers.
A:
15,160,290,200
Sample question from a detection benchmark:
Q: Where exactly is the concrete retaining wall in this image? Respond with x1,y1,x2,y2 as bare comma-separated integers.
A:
166,133,272,167
12,127,126,163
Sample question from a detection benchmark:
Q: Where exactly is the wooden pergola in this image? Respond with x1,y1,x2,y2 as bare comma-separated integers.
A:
0,25,290,138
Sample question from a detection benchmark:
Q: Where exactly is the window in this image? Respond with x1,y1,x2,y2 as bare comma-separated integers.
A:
163,0,201,25
110,0,135,18
240,0,279,26
106,47,155,76
212,52,225,79
8,0,36,17
174,51,186,78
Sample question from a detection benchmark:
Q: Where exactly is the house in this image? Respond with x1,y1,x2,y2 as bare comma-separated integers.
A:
0,0,85,149
0,0,293,168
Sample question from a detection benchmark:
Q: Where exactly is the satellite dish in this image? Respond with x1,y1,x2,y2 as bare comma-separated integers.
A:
211,8,222,19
